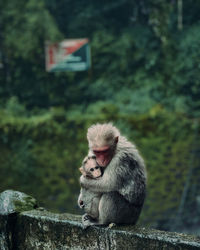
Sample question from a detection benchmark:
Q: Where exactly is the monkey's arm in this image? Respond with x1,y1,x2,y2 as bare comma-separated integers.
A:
80,169,119,193
118,158,146,204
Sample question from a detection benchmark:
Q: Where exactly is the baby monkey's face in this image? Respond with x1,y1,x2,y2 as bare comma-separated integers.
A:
85,158,102,178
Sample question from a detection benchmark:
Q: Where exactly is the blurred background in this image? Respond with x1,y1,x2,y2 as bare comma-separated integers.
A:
0,0,200,236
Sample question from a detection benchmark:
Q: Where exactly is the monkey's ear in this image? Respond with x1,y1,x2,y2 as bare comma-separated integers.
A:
115,136,119,144
79,167,87,177
79,167,84,174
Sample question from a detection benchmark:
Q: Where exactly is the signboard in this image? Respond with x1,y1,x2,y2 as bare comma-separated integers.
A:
45,38,91,72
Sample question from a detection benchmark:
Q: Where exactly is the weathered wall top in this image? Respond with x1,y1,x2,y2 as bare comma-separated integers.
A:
0,190,200,250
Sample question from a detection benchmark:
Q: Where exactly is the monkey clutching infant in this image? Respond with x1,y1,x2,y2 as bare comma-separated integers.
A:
78,123,147,228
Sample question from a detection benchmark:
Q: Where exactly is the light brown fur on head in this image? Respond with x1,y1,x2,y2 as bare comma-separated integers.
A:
87,123,120,149
80,156,102,179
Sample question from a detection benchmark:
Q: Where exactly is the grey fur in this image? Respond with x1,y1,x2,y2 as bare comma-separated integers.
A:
80,127,147,227
78,188,101,219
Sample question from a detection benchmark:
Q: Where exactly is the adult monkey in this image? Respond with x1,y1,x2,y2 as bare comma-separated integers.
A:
80,123,147,227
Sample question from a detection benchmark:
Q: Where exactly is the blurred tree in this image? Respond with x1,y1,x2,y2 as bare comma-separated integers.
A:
0,0,62,108
0,0,200,116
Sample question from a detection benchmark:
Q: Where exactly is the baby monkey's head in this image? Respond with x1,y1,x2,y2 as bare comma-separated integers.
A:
80,156,103,179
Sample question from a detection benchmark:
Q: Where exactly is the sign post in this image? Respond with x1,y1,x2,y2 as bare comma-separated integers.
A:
45,39,91,72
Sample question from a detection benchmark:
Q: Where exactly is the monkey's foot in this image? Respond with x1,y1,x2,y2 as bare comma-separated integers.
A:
108,223,116,228
82,214,98,229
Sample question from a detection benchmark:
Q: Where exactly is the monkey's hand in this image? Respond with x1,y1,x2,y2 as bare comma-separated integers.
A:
78,192,85,208
79,200,85,209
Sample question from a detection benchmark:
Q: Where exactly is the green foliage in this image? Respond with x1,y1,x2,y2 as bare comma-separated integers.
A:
4,96,27,116
2,0,62,60
1,0,200,117
0,0,63,107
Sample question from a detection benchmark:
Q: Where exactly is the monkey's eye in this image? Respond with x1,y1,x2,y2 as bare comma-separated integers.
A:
90,168,94,172
95,166,99,169
93,149,109,155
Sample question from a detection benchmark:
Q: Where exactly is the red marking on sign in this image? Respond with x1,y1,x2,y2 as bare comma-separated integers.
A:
45,39,90,72
49,46,54,65
64,41,86,55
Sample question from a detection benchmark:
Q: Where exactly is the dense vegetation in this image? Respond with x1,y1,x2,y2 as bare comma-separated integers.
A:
0,0,200,233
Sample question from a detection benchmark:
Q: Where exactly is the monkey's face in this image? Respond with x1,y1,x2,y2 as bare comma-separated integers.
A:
88,126,119,167
89,166,102,178
92,145,113,167
84,158,102,178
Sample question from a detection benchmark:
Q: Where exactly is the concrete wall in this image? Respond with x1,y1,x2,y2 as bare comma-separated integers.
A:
1,190,200,250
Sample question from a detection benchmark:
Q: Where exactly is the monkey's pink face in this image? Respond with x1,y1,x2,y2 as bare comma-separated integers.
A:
93,146,112,167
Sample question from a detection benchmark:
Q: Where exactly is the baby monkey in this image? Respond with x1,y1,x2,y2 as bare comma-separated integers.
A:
78,156,103,223
79,156,103,179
